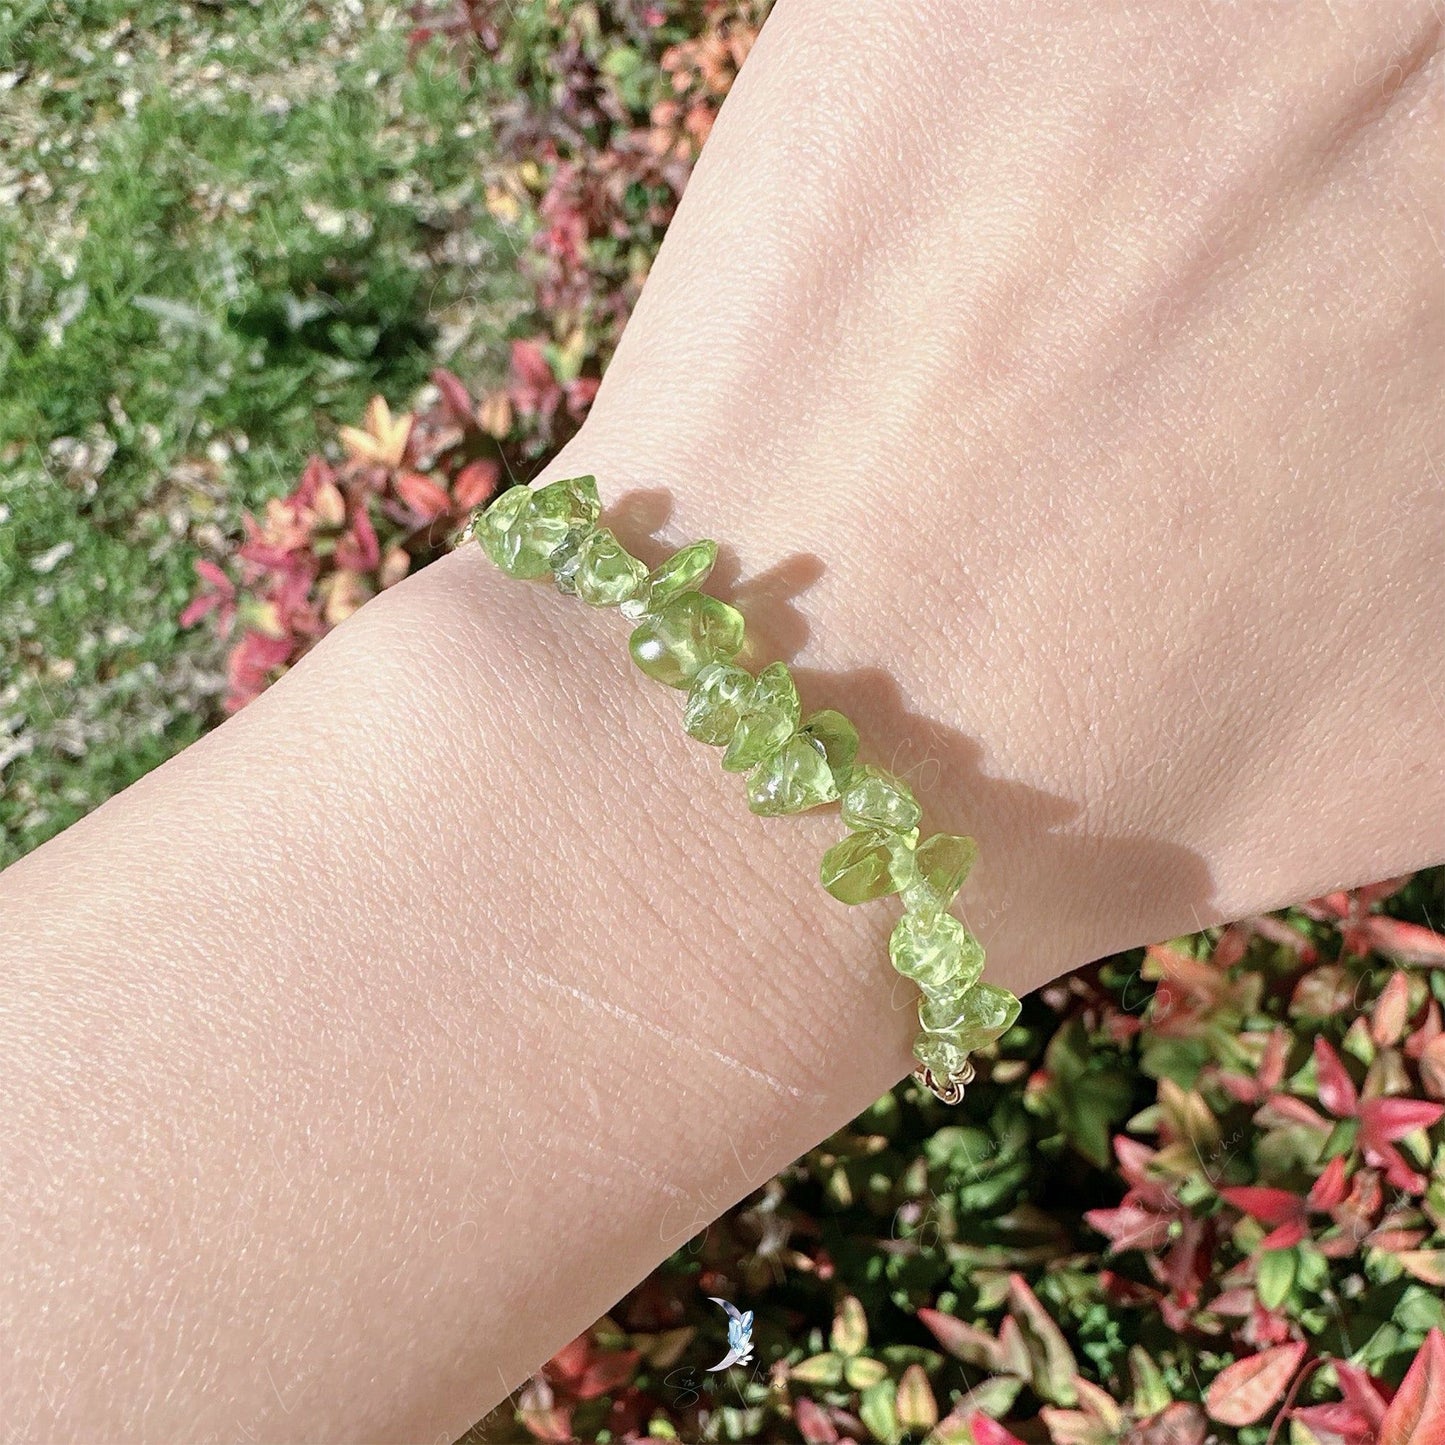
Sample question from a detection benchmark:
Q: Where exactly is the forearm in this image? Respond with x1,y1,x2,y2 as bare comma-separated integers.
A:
0,535,948,1442
3,431,1437,1442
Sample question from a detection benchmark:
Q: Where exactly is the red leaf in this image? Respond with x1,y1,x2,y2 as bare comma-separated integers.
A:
1374,1142,1429,1196
1258,1094,1332,1130
1292,1401,1378,1445
195,558,233,591
295,454,335,505
1085,1202,1175,1252
1314,1039,1360,1118
179,592,221,628
225,630,294,711
565,374,600,416
545,1335,592,1386
1211,925,1251,971
510,338,562,416
453,458,501,510
1333,1362,1391,1428
1258,1028,1290,1092
1260,1221,1310,1250
1381,1328,1445,1445
519,1404,574,1442
394,470,454,521
966,1415,1029,1445
1220,1187,1306,1227
794,1397,839,1444
1308,1155,1351,1211
916,1307,1004,1370
1353,876,1414,909
1356,917,1445,967
334,505,380,572
1113,1137,1174,1209
1359,1097,1445,1146
575,1347,640,1400
1420,1035,1445,1101
1205,1341,1308,1426
431,366,477,426
1373,971,1413,1047
1133,1403,1207,1445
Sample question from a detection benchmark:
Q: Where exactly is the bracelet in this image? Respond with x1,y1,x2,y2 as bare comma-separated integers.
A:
463,475,1021,1103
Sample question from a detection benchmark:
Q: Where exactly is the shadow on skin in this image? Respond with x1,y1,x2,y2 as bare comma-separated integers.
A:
607,486,1216,992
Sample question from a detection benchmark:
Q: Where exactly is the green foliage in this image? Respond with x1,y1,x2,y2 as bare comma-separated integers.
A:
469,876,1445,1444
0,0,522,861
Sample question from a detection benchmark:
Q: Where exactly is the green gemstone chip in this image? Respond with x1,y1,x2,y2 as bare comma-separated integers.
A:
629,591,745,688
477,477,599,579
800,709,859,790
918,980,1020,1049
683,662,753,745
722,662,800,772
747,734,839,816
841,766,922,834
888,911,984,990
820,828,900,905
913,1031,972,1083
571,528,648,607
621,539,719,621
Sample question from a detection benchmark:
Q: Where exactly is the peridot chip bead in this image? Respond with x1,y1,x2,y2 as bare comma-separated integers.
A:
919,980,1020,1048
629,590,745,688
548,524,594,594
747,734,839,816
820,828,900,905
477,477,598,579
476,486,546,578
800,709,859,790
913,1031,973,1084
570,528,648,607
917,832,978,896
722,662,800,772
841,766,922,834
888,910,984,990
900,832,979,915
534,474,601,527
620,539,719,621
683,662,753,745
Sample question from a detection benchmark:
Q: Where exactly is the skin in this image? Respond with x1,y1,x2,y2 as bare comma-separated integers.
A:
1,0,1441,1438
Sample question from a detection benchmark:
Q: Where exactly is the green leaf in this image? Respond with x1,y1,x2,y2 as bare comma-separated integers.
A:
845,1355,890,1389
1129,1346,1172,1415
1008,1273,1079,1406
895,1364,938,1433
948,1372,1024,1421
832,1295,869,1356
790,1352,844,1387
1257,1249,1297,1311
858,1381,900,1445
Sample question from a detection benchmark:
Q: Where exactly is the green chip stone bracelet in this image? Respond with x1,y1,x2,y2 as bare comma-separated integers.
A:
463,476,1022,1103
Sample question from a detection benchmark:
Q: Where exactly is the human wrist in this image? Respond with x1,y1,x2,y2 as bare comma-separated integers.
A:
347,533,916,1108
522,424,1131,999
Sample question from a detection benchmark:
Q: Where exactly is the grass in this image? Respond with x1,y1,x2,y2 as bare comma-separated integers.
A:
0,0,526,863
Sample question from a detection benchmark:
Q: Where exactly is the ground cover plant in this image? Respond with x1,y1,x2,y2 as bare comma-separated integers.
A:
5,1,1442,1440
0,0,523,861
